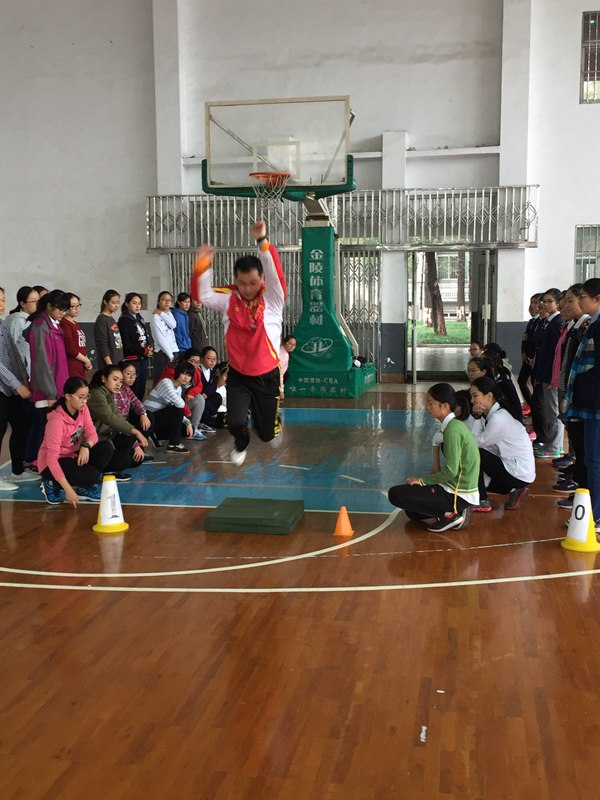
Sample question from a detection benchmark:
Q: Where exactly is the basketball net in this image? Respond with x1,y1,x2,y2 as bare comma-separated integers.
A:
249,171,290,212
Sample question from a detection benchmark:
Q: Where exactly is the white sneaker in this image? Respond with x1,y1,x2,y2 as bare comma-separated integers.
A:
10,470,41,483
268,433,282,449
0,477,19,491
230,447,247,466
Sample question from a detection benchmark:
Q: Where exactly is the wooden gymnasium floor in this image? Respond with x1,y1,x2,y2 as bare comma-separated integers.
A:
1,386,600,800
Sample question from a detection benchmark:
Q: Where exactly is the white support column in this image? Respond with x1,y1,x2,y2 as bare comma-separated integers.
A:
497,0,534,323
381,131,408,380
152,0,183,196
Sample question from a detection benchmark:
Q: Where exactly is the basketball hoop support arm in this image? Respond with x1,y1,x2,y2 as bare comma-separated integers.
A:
303,196,331,223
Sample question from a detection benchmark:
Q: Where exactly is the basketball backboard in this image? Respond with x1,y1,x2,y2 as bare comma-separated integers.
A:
203,96,354,200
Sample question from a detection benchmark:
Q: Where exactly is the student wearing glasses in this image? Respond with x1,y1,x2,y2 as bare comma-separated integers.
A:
465,355,522,422
6,286,39,376
37,377,114,506
565,279,600,528
60,293,92,379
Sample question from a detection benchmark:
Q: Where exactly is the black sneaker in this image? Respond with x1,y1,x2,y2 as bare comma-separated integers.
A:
426,513,465,532
142,455,155,463
167,444,189,454
505,486,529,510
114,472,132,482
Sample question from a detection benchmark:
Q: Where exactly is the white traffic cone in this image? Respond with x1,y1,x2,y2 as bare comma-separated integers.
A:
92,475,129,535
561,488,600,553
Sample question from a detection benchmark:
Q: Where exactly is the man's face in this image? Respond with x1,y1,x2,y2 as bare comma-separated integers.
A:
235,268,262,302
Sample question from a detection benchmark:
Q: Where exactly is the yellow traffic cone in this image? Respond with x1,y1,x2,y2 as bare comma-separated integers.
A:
92,475,129,535
561,488,600,553
333,506,354,537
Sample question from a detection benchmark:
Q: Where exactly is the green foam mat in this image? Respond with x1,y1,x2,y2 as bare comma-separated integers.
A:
205,497,305,535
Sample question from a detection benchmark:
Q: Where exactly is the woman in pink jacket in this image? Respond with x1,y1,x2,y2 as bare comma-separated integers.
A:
37,377,113,506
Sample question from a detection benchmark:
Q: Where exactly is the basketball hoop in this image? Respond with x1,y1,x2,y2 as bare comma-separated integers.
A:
249,171,291,210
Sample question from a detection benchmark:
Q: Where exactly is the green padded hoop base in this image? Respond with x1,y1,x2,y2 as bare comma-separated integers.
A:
205,497,305,535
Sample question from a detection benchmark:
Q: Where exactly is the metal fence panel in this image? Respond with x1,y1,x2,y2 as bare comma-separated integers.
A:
575,225,600,281
152,185,540,378
169,245,380,372
148,186,540,253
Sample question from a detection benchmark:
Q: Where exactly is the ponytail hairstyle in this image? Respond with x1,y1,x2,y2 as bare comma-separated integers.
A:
90,364,123,387
27,289,70,323
427,382,457,410
482,343,511,379
543,287,562,303
100,289,120,314
121,292,143,316
454,389,473,422
470,375,508,410
468,355,495,379
10,285,36,315
63,376,88,396
50,376,88,413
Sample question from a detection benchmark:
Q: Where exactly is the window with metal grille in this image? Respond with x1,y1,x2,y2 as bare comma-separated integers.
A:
581,11,600,103
575,225,600,280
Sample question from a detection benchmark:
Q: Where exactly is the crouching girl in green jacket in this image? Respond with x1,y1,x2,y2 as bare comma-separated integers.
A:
388,383,480,532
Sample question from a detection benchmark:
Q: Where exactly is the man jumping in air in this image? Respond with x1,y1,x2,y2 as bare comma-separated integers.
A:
191,220,285,465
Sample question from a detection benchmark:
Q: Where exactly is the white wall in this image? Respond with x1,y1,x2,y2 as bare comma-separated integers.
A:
0,0,159,321
525,0,600,295
175,0,503,193
497,0,600,322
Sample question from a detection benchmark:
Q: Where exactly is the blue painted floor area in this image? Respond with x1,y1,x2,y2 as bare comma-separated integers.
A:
3,408,436,513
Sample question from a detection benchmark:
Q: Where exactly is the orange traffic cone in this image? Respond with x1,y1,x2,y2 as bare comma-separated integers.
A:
333,505,354,537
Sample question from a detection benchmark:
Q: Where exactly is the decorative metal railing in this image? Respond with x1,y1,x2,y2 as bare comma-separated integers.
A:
147,185,539,252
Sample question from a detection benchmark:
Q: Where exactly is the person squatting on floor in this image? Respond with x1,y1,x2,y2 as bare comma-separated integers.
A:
37,377,113,506
469,377,535,512
191,220,285,466
388,383,480,532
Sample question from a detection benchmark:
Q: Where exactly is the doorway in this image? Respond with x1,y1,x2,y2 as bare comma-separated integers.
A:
406,249,496,382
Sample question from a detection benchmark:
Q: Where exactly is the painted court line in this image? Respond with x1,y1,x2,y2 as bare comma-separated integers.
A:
0,509,401,579
279,464,311,471
1,568,599,595
340,474,366,484
0,498,389,515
